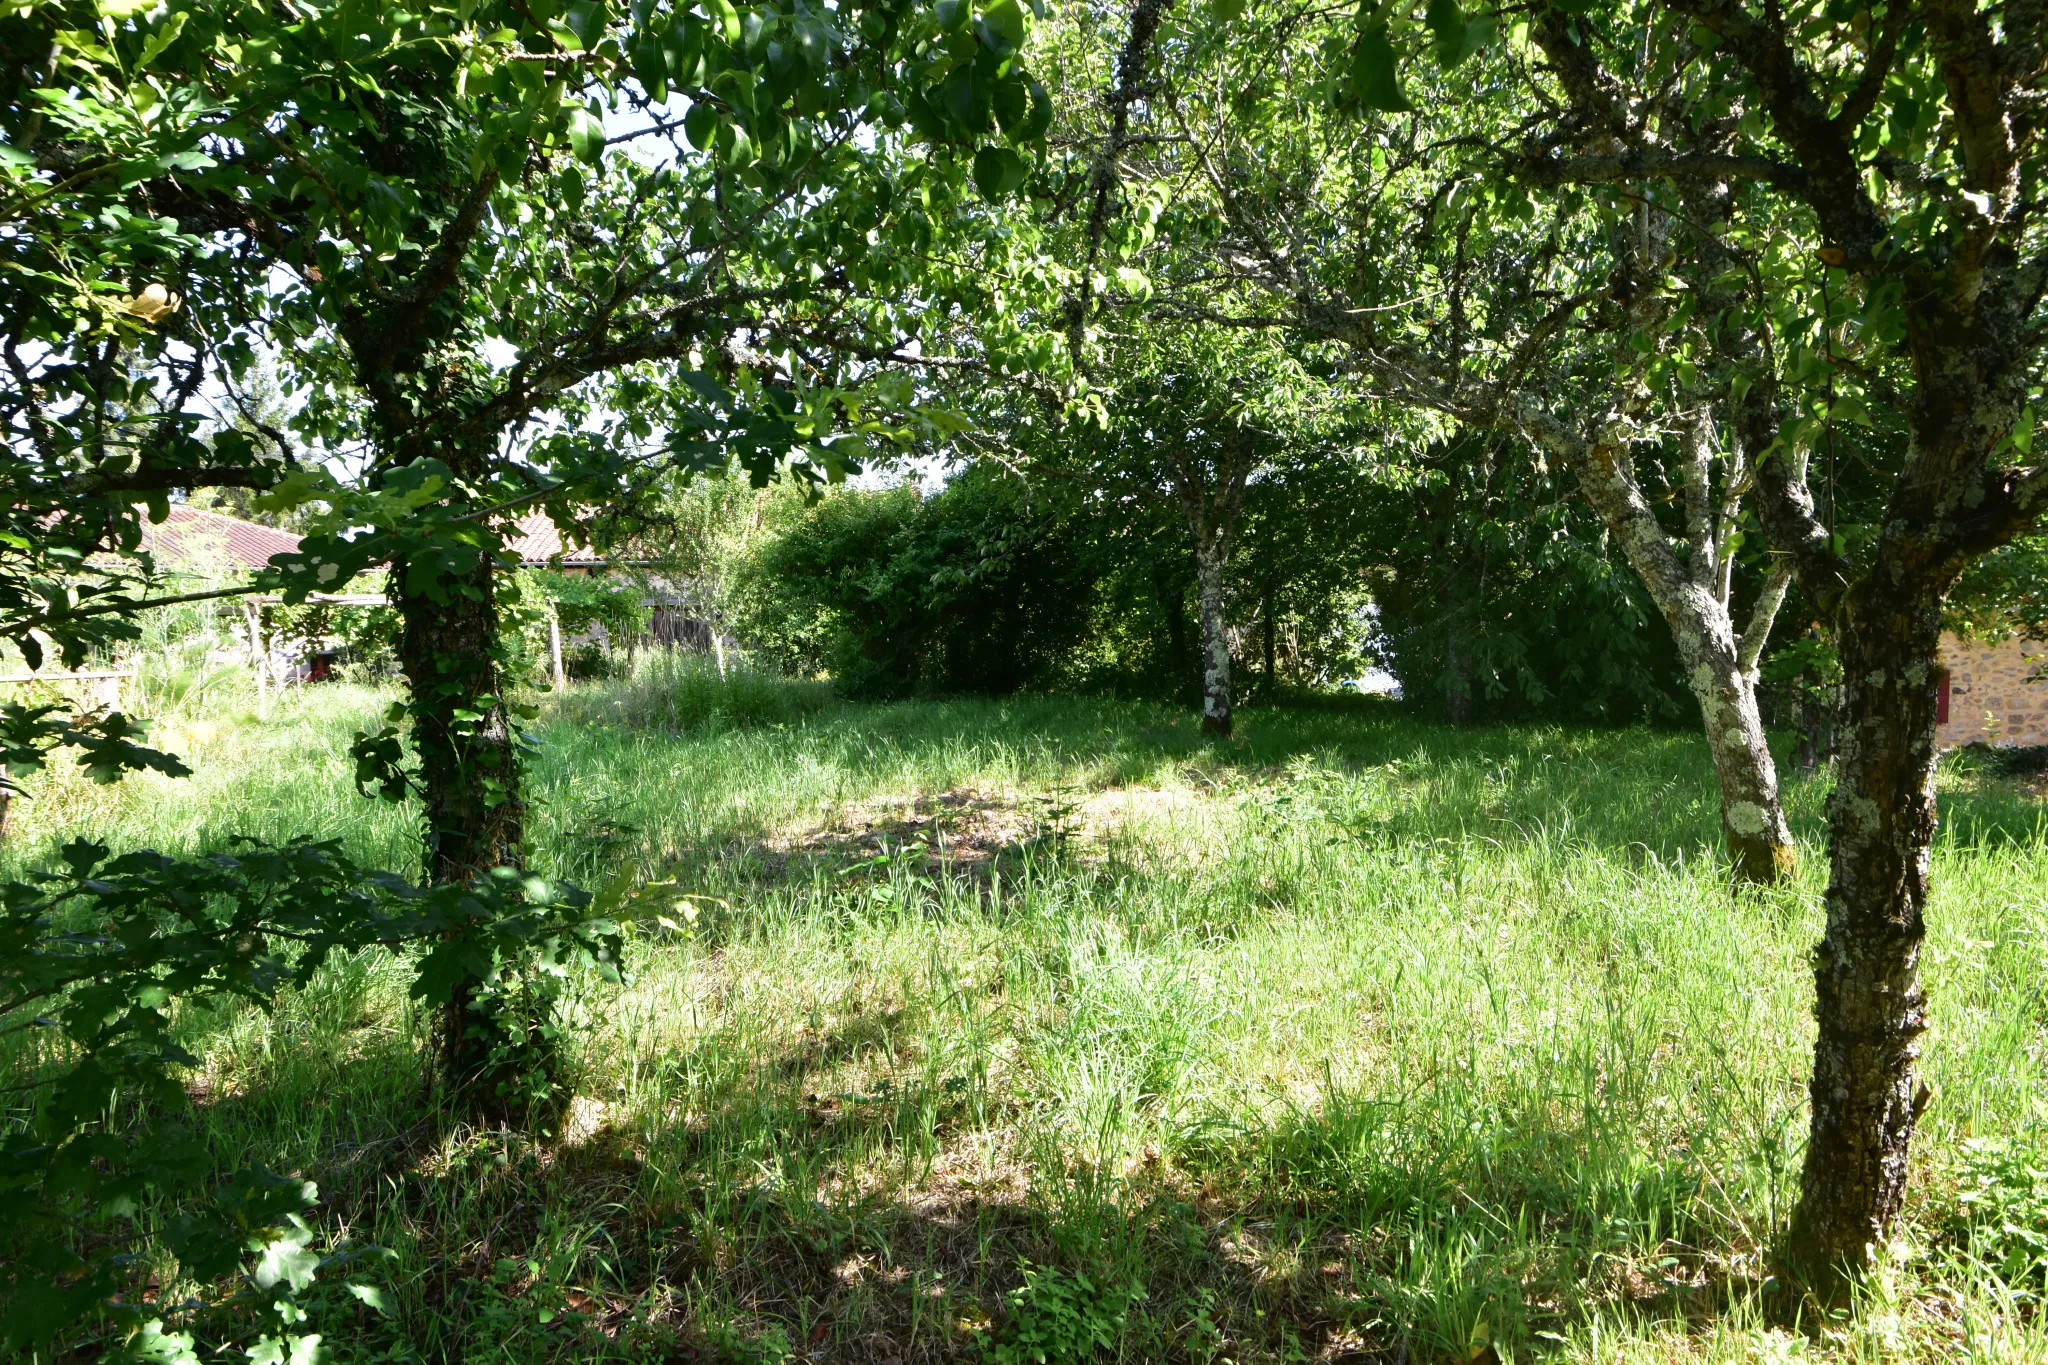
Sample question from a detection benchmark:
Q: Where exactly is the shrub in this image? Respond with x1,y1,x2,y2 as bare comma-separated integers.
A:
0,839,620,1354
728,469,1101,699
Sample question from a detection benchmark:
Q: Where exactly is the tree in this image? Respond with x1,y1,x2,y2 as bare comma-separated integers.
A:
1072,326,1359,735
1187,0,2048,1274
1426,0,2048,1278
7,0,1057,1105
1035,0,1805,879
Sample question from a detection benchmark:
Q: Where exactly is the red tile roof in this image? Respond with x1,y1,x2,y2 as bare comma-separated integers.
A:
133,506,604,574
141,505,302,571
504,510,605,566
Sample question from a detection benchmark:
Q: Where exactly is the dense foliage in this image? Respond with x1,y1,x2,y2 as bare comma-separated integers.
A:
727,458,1396,703
6,0,2048,1352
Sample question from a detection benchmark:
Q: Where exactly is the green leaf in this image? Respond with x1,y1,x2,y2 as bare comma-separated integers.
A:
631,34,669,102
136,11,190,71
1424,0,1489,66
1212,0,1246,19
972,144,1027,201
1353,27,1411,112
976,0,1027,55
1826,394,1872,428
1018,75,1053,141
253,1219,320,1292
122,1321,200,1364
683,100,717,151
992,74,1029,133
563,0,609,50
566,107,606,164
706,0,742,43
348,1283,392,1314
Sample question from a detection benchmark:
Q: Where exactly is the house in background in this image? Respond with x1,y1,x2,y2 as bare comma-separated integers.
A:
139,503,303,575
506,510,711,650
1938,633,2048,749
136,508,706,647
504,509,610,573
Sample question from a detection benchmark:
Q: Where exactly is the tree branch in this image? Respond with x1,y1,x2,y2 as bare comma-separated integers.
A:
1738,558,1794,674
1517,148,1805,189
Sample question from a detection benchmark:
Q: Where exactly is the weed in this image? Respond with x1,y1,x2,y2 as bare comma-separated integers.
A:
1954,1131,2048,1288
982,1260,1143,1365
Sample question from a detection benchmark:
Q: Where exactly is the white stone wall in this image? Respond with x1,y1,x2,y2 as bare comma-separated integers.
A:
1938,633,2048,749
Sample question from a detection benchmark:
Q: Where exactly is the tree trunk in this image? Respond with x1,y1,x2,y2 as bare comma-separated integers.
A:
1680,623,1798,884
392,546,529,1104
1262,590,1276,702
1193,538,1232,736
1558,410,1798,884
1443,618,1472,726
1786,587,1941,1273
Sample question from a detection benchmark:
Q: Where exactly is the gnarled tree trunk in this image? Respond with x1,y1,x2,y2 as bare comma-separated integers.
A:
1784,582,1941,1269
1542,404,1799,884
1676,579,1797,884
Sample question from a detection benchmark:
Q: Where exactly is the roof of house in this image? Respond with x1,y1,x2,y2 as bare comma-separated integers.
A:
141,505,304,571
131,505,604,575
505,510,606,567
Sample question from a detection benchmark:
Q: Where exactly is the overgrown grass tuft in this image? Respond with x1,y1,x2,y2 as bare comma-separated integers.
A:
552,647,833,736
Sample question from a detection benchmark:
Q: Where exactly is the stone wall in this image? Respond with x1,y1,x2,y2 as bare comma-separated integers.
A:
1938,633,2048,749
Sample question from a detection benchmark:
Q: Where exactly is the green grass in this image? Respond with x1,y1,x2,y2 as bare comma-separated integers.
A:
7,673,2048,1363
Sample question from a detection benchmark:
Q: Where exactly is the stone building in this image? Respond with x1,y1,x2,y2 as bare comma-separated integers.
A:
1938,633,2048,749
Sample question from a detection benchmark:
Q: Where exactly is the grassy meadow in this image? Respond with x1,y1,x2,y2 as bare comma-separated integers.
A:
7,663,2048,1363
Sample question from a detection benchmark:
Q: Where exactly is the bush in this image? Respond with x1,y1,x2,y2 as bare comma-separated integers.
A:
729,468,1106,699
554,649,830,733
0,839,620,1355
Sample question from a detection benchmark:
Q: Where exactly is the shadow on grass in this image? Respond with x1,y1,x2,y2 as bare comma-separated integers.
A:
141,1007,1800,1365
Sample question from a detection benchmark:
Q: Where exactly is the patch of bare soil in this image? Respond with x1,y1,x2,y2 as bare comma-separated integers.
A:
732,785,1208,882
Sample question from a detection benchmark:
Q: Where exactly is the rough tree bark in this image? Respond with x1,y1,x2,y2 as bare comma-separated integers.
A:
1735,312,2035,1272
1664,0,2048,1270
1789,575,1943,1266
1191,534,1233,735
1167,433,1251,738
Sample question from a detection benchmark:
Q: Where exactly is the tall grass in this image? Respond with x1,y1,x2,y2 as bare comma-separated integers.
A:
5,681,2048,1362
552,648,832,737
